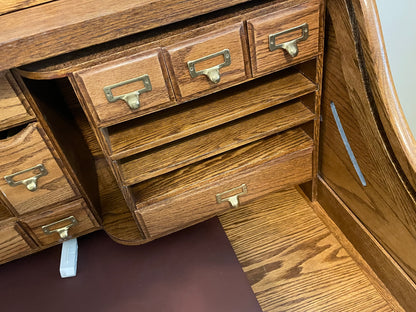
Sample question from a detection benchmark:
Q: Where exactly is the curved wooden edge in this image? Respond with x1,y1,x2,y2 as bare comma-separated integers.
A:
0,122,36,148
353,0,416,190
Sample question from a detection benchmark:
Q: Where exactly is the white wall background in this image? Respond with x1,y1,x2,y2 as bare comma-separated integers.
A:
376,0,416,138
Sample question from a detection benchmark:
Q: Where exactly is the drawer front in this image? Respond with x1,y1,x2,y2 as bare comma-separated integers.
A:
0,219,33,264
164,23,248,100
136,137,312,237
21,199,99,246
0,123,76,215
0,71,34,131
247,3,320,76
74,49,173,126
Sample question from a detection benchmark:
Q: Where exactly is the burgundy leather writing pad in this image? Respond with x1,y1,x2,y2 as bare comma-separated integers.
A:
0,218,262,312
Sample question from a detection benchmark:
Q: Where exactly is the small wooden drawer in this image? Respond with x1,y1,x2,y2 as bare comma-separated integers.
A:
134,128,313,238
247,2,320,76
73,48,174,127
0,71,34,131
20,199,99,247
163,23,249,101
0,123,76,215
0,219,34,264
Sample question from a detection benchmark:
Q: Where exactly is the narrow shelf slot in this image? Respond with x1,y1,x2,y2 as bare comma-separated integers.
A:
131,127,313,205
106,69,316,159
118,100,314,186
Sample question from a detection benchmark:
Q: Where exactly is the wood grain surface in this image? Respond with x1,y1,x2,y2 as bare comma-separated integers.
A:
74,49,174,127
248,0,320,77
0,0,253,71
164,23,249,100
133,128,312,202
0,123,76,215
348,0,416,192
96,158,144,244
107,70,316,159
0,0,53,15
318,178,414,312
0,71,34,131
20,198,98,247
0,219,34,264
118,101,314,186
321,3,416,285
0,199,12,221
135,128,313,237
219,188,395,312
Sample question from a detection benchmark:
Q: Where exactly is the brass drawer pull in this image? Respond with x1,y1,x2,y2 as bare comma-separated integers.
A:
103,74,152,110
187,49,231,84
42,216,78,241
269,23,309,57
4,164,48,192
216,184,247,209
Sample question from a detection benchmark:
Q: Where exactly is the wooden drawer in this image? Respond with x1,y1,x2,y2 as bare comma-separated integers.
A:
74,49,174,127
247,2,320,77
134,128,313,238
0,219,33,264
0,71,34,131
0,123,76,215
163,23,249,101
20,199,99,247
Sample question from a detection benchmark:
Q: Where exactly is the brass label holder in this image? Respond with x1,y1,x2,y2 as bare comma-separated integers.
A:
42,216,78,241
187,49,231,84
103,74,152,110
4,164,48,192
269,23,309,57
216,184,248,209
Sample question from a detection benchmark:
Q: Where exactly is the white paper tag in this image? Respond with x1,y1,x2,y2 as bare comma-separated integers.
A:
59,238,78,278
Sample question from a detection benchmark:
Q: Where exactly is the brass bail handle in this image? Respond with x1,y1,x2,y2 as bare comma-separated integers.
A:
188,49,232,84
269,23,309,57
42,216,78,241
216,184,248,209
4,164,48,192
103,74,152,110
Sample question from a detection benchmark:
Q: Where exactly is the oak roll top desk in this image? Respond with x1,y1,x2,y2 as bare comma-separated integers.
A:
0,0,415,310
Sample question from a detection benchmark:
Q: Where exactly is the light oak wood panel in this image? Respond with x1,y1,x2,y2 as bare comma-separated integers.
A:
0,71,34,131
318,178,414,312
118,101,314,186
320,5,416,285
247,1,320,77
163,23,249,101
107,70,316,159
0,219,33,264
74,49,174,127
0,123,76,215
135,128,313,237
21,198,99,247
0,0,253,71
0,0,54,15
219,188,395,312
